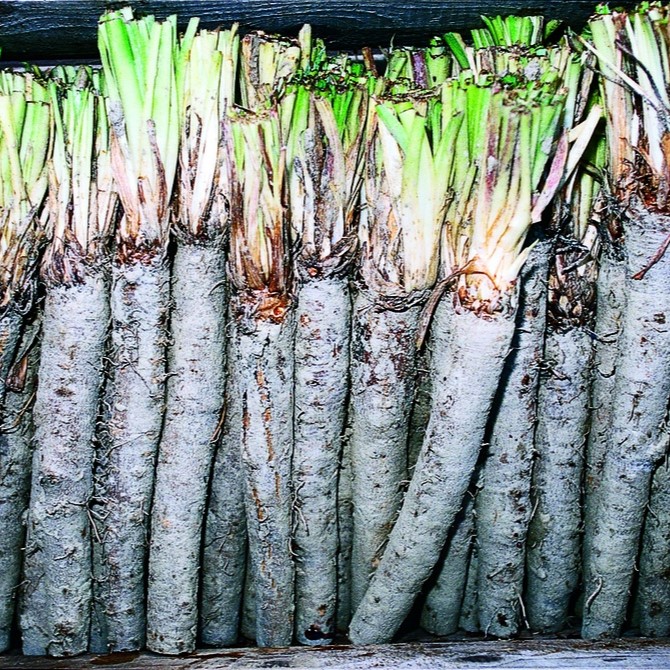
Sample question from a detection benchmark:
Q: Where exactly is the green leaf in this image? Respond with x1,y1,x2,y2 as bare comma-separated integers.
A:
444,32,471,70
376,101,409,153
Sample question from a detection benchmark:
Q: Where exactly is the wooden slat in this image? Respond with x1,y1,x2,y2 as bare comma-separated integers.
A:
1,638,669,669
0,0,637,62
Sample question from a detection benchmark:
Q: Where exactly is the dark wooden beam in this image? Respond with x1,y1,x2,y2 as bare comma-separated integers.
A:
0,0,637,62
0,638,669,669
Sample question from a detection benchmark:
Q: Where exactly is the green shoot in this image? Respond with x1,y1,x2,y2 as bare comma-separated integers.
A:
476,14,548,49
0,72,50,308
385,38,452,89
444,14,568,85
98,6,197,250
178,24,239,239
444,74,567,309
282,60,371,268
626,3,670,188
361,83,466,294
43,68,117,282
226,107,290,311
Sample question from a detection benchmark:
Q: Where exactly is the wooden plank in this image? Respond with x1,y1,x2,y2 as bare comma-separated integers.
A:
0,0,637,62
1,638,669,669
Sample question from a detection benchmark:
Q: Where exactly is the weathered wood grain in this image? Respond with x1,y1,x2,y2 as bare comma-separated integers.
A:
0,638,669,668
0,0,636,61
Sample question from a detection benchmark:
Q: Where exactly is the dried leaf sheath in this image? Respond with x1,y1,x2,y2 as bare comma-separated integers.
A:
228,109,289,300
240,30,302,111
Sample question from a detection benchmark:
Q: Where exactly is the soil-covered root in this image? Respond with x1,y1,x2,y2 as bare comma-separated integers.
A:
582,201,670,639
526,326,593,633
235,294,296,648
21,273,109,656
348,297,517,645
583,250,626,568
200,319,247,648
293,275,351,645
421,492,476,636
0,318,40,652
408,349,432,471
336,422,354,633
92,255,169,652
638,458,670,636
146,245,227,655
475,244,549,638
349,291,421,611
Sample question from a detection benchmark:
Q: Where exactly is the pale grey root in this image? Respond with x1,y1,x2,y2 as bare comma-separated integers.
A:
146,245,227,655
582,251,625,572
421,492,476,636
240,552,256,642
293,276,351,646
459,544,480,633
526,327,593,633
0,309,23,409
349,299,516,645
349,294,421,611
582,201,670,639
336,421,354,633
200,317,247,648
21,274,109,656
92,256,169,652
408,348,432,471
476,245,549,638
638,458,670,636
0,319,40,652
235,296,296,647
